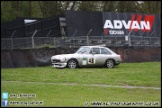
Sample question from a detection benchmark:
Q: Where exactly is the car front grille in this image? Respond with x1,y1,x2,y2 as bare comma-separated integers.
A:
52,59,61,63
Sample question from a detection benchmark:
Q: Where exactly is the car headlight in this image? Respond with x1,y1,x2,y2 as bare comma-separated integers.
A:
51,57,55,62
60,57,66,62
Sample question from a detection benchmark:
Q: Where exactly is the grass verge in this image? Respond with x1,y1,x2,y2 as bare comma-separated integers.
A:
1,62,161,107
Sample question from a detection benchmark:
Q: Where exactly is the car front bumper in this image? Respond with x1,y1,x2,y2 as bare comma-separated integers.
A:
52,62,67,68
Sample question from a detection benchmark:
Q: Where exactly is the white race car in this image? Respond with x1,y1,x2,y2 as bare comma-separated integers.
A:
51,46,122,69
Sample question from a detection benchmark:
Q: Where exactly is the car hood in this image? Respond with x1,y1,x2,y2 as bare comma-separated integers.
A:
51,53,77,60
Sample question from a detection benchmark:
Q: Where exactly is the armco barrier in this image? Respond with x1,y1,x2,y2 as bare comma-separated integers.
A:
1,47,161,68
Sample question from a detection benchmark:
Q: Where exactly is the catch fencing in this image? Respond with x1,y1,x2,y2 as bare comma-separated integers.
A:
1,35,161,50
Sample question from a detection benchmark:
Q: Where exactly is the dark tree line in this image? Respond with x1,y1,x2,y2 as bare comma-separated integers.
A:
1,1,161,22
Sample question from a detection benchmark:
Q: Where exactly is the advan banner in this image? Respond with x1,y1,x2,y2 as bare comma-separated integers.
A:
103,12,161,37
65,10,161,37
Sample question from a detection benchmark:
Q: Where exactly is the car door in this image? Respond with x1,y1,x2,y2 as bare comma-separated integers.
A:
99,48,113,65
88,47,103,66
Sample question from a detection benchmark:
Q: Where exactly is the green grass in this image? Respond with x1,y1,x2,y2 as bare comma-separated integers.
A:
1,62,161,107
35,44,55,49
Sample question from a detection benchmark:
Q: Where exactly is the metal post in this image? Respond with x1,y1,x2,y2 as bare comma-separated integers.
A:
86,29,92,46
140,31,146,36
11,31,16,49
141,36,142,46
46,29,51,37
54,37,55,47
101,31,104,41
128,30,133,47
149,31,155,37
128,36,131,46
150,37,151,46
115,36,117,46
11,38,13,50
32,30,37,48
46,29,51,46
72,30,78,47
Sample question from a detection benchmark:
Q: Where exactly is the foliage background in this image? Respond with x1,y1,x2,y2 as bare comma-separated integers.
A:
1,1,161,22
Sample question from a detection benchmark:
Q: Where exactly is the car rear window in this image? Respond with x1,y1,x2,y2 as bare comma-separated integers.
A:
101,48,111,54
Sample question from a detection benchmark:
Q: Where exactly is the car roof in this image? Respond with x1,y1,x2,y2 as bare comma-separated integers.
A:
80,46,107,48
80,46,117,54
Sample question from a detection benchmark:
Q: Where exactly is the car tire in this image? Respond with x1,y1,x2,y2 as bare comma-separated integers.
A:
67,59,78,69
106,59,114,68
115,63,120,66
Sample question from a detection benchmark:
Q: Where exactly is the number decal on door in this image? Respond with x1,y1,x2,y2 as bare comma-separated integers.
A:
88,58,95,64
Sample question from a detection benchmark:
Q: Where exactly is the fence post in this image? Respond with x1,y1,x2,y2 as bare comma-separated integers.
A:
150,37,151,46
101,32,104,41
32,30,37,48
11,31,16,50
46,29,51,37
128,30,132,46
86,29,92,46
141,36,143,46
149,31,155,46
32,37,34,48
54,37,55,47
115,36,117,46
72,30,78,47
11,38,13,50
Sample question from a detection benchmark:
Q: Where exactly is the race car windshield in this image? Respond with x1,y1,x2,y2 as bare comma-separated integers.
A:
75,47,90,54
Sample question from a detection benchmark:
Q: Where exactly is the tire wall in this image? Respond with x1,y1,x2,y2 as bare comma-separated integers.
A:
1,47,161,68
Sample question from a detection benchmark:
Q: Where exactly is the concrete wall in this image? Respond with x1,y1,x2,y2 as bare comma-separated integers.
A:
1,47,161,68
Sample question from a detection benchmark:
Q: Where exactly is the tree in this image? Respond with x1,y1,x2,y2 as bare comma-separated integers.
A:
103,1,117,12
77,1,99,11
1,1,161,22
136,1,161,14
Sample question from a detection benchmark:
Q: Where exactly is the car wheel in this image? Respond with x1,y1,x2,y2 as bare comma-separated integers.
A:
106,59,114,68
115,63,120,66
67,59,78,69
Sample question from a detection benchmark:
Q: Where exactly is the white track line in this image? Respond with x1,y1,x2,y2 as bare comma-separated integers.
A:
2,80,161,90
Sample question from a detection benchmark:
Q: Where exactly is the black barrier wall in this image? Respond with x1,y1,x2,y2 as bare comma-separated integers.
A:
102,12,161,36
65,10,161,37
1,16,61,38
2,11,161,38
1,47,161,68
65,10,103,36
